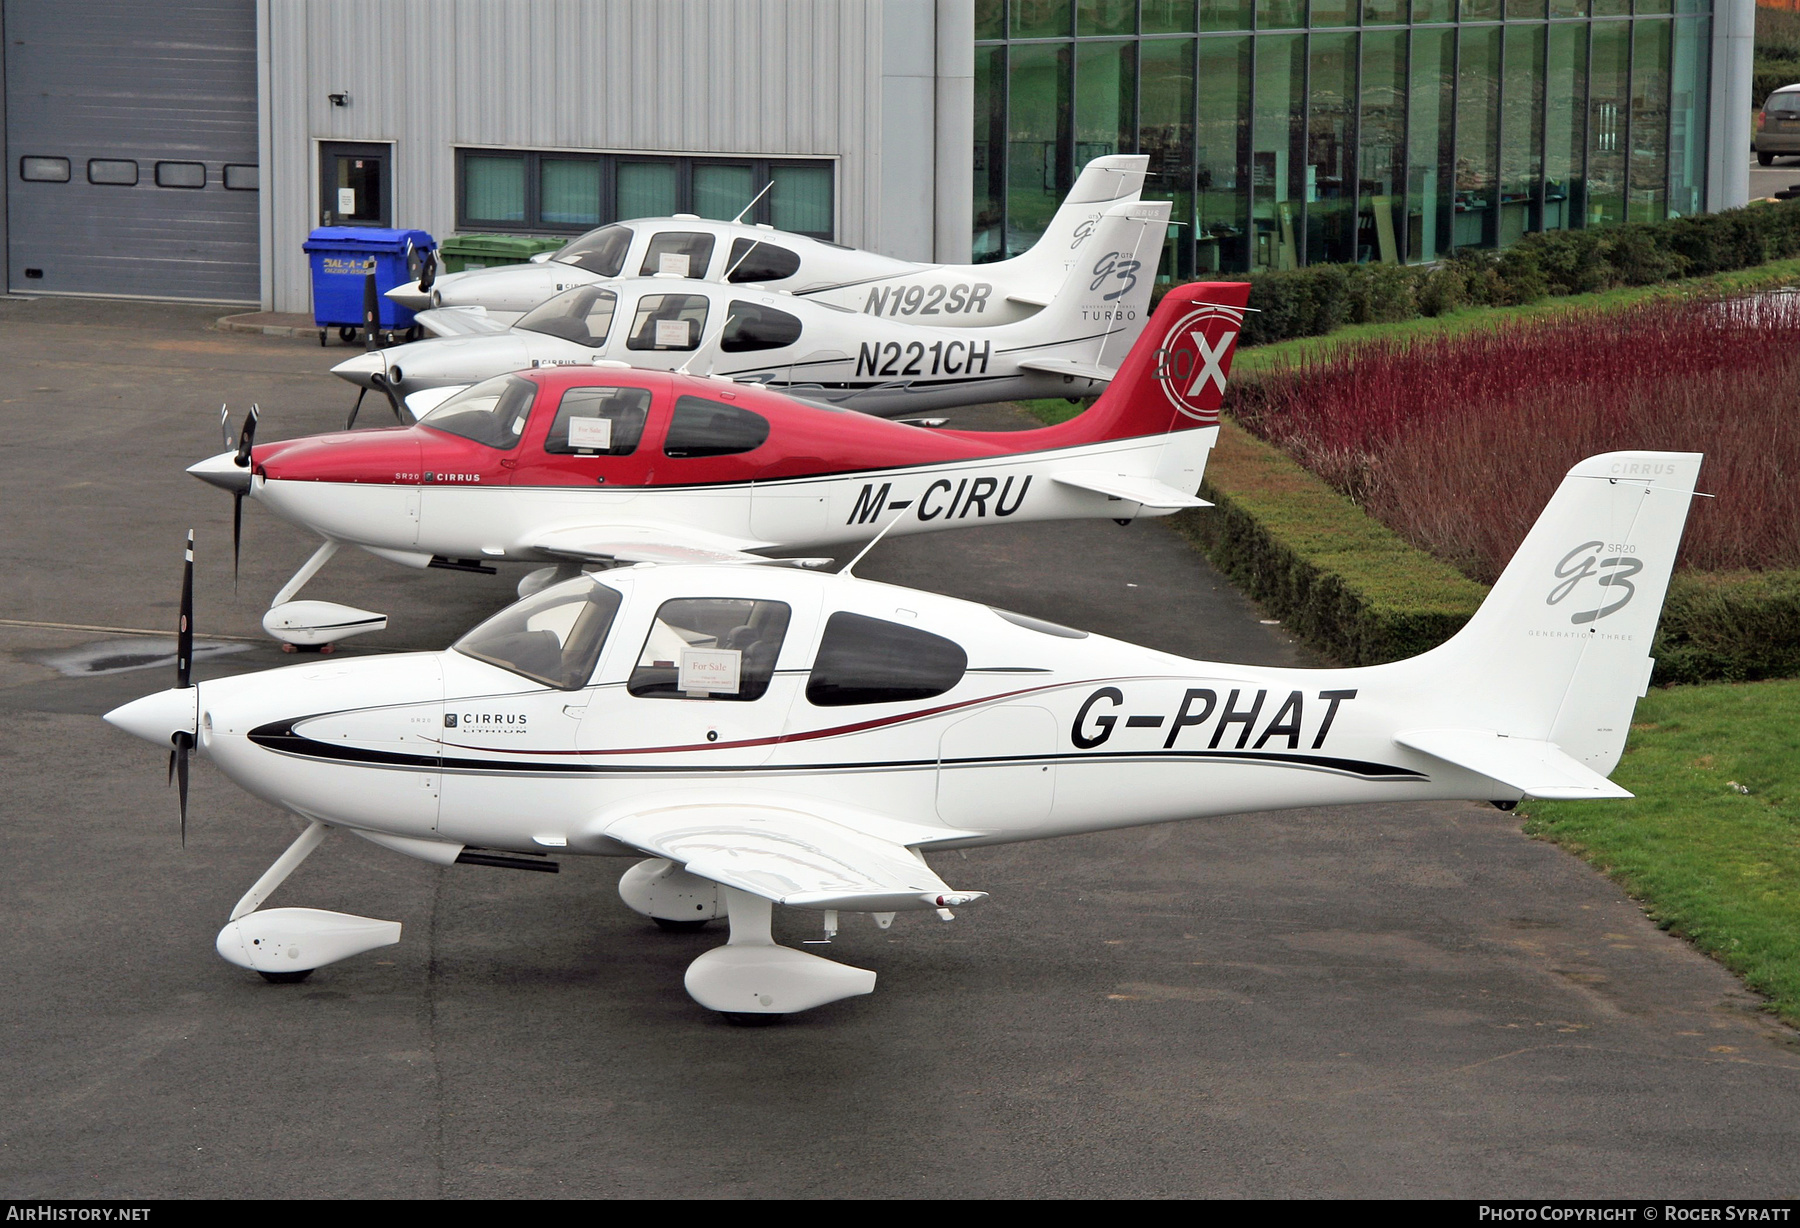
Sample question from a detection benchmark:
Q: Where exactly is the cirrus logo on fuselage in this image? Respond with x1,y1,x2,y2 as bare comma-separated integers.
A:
1151,305,1243,425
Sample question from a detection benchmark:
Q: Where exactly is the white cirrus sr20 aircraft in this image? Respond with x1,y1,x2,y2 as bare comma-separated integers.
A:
386,154,1150,331
330,199,1170,418
109,448,1701,1023
194,281,1250,648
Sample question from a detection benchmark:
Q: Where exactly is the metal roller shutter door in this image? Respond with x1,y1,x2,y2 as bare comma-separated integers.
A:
4,0,258,302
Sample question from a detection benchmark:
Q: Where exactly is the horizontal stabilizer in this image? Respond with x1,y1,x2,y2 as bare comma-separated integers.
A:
415,306,509,338
1394,729,1633,800
1016,357,1119,382
1052,471,1212,509
603,804,983,912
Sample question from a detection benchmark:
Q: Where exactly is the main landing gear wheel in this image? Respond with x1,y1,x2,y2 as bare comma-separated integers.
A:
338,325,358,343
653,917,710,933
1759,151,1775,167
257,969,313,984
721,1011,784,1027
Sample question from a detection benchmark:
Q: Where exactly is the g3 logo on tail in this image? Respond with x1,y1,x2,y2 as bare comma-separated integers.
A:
1152,305,1243,423
1548,541,1643,624
1089,252,1141,302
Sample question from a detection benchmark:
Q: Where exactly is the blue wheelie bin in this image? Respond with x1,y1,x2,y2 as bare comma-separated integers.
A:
303,227,435,344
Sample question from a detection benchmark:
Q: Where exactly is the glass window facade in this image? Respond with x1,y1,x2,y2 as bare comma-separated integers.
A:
973,2,1714,271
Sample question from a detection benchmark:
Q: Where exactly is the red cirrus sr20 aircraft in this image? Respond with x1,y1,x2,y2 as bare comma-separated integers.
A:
190,281,1252,648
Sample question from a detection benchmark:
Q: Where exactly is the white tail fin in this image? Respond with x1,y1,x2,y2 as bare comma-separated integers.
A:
996,155,1150,291
1006,199,1169,373
1402,451,1702,777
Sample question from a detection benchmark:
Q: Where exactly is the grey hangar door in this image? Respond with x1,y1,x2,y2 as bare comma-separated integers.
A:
3,0,259,303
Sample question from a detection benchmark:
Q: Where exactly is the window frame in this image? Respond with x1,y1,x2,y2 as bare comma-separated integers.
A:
19,156,71,183
86,159,139,187
154,160,207,189
455,147,836,239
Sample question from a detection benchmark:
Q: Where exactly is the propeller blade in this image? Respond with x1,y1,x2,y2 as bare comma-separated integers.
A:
363,271,380,351
375,373,407,423
232,490,244,584
176,529,194,690
219,403,231,451
418,248,437,293
234,404,259,468
174,732,192,846
347,386,368,431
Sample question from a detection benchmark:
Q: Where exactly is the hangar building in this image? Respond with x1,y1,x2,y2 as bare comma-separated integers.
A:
0,0,1756,310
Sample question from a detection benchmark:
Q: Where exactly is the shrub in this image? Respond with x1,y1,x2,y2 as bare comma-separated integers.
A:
1228,295,1800,582
1207,200,1800,347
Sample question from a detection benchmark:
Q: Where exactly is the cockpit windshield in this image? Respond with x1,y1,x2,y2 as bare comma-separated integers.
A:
515,286,619,347
419,374,536,449
454,576,623,690
551,224,630,276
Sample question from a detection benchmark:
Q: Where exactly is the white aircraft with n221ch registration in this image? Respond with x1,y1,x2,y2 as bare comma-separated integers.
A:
192,280,1251,650
107,447,1702,1023
330,198,1170,419
386,154,1152,332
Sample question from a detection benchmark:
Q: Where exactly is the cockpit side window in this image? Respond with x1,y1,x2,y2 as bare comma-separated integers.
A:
720,301,803,352
419,374,536,450
624,293,709,351
663,396,770,458
551,224,630,276
806,612,967,706
639,231,716,278
544,386,651,456
515,286,618,347
628,598,791,701
454,577,623,690
726,238,802,283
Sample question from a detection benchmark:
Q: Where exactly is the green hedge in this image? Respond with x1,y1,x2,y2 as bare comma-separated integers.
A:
1225,200,1800,348
1167,421,1486,665
1174,421,1800,682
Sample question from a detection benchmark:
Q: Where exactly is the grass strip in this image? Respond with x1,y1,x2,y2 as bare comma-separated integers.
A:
1520,678,1800,1025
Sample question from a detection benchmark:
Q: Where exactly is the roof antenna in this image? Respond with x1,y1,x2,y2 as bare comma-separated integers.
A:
838,510,908,580
730,180,775,225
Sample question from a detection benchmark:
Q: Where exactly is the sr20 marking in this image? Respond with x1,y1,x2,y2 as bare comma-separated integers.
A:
855,340,992,379
863,283,994,318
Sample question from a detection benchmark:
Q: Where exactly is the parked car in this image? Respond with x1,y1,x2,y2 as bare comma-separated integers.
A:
1756,84,1800,165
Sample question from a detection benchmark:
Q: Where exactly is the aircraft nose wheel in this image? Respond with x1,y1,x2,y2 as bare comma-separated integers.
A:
257,969,313,984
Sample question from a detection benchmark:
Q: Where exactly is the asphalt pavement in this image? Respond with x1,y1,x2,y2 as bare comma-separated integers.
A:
0,296,1795,1198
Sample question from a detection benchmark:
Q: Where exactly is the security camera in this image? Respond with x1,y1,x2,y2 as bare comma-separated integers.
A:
328,91,351,107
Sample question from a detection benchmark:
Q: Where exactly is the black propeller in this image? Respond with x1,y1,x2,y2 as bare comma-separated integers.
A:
230,405,259,582
418,247,437,293
170,529,197,845
363,270,380,352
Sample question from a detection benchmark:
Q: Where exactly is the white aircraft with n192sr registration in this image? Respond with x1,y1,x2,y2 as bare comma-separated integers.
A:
108,447,1701,1023
329,199,1168,419
192,280,1250,649
387,154,1151,332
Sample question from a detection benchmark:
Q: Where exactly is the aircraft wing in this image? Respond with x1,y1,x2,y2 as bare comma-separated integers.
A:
1393,729,1634,800
526,522,831,568
1016,357,1118,382
603,802,987,912
415,306,511,338
1052,471,1212,509
403,385,467,418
